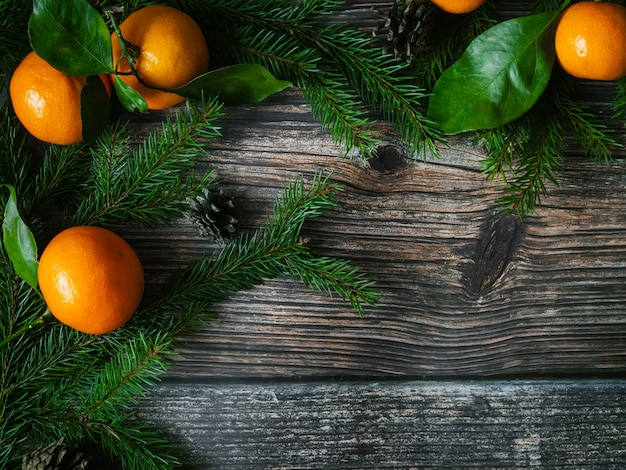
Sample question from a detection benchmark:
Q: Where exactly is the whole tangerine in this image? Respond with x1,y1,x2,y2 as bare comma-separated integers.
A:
38,226,144,335
555,2,626,81
431,0,487,14
111,5,210,110
10,51,110,145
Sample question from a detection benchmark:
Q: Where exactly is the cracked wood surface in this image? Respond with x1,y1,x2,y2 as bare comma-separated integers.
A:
126,86,626,380
131,1,626,467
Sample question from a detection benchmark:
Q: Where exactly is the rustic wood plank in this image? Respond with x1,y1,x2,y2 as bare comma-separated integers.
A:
137,379,626,468
121,85,626,380
110,1,626,380
124,2,626,466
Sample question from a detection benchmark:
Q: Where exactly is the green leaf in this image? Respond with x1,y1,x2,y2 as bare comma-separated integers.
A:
427,11,560,134
113,75,148,113
2,185,38,289
175,64,292,106
81,75,111,143
29,0,113,76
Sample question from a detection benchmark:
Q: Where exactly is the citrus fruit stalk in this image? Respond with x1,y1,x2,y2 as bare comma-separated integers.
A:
111,5,210,110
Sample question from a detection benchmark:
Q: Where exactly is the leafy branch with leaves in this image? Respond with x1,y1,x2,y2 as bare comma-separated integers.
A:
422,0,625,218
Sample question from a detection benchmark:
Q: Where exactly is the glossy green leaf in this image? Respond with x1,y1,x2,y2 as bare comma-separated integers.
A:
2,185,38,289
81,75,111,143
427,11,560,134
29,0,113,76
114,75,148,113
175,64,292,106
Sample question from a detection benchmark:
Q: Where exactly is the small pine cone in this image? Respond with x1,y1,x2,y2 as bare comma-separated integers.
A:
186,188,238,242
22,438,96,470
375,0,433,63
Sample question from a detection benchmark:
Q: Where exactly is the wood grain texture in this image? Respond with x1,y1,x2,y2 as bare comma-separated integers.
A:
116,2,626,382
138,380,626,469
126,1,626,466
122,85,626,380
122,1,626,382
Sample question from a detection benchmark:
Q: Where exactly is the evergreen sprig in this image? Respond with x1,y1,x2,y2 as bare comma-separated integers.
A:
408,2,497,88
428,0,622,217
151,174,379,318
479,67,621,218
168,0,442,157
70,98,223,227
1,173,378,468
0,0,31,72
0,92,379,467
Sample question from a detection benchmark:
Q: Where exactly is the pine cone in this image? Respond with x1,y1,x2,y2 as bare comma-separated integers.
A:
22,438,96,470
375,0,433,63
186,188,238,242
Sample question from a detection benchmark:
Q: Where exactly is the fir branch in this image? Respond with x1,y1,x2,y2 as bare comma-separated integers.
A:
27,144,93,218
149,173,379,318
230,26,380,155
76,332,179,469
0,174,378,468
531,0,568,14
0,0,31,73
70,98,223,227
479,76,567,218
494,114,563,219
278,246,380,316
411,2,497,88
152,173,340,312
81,332,172,418
0,105,33,204
479,67,621,218
284,23,442,157
171,0,442,157
299,75,379,157
557,88,619,164
612,76,626,121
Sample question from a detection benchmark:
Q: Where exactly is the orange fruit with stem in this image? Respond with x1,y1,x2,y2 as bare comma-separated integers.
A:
555,1,626,81
9,51,111,145
111,5,210,110
430,0,487,14
38,226,144,335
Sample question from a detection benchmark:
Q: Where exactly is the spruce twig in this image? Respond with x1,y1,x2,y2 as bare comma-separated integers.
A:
149,173,379,318
1,107,379,468
170,0,443,157
480,70,621,218
70,98,223,227
0,0,31,72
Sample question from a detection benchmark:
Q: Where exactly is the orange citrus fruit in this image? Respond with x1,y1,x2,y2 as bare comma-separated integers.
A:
38,226,144,335
111,5,210,110
555,2,626,81
431,0,487,14
10,51,110,145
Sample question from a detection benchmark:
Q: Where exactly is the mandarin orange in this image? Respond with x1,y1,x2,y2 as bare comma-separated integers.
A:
555,2,626,81
10,52,110,145
38,226,144,335
111,5,210,110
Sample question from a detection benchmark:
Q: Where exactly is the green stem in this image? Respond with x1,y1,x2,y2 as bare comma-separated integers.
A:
106,9,180,95
0,309,52,350
107,10,137,72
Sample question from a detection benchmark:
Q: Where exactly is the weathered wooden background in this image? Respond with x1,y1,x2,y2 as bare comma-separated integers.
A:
132,1,626,467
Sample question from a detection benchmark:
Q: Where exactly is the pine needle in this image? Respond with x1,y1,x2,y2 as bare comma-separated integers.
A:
70,98,223,226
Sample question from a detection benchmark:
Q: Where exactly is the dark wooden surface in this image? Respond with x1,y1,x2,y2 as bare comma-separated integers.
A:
133,1,626,467
139,380,626,469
